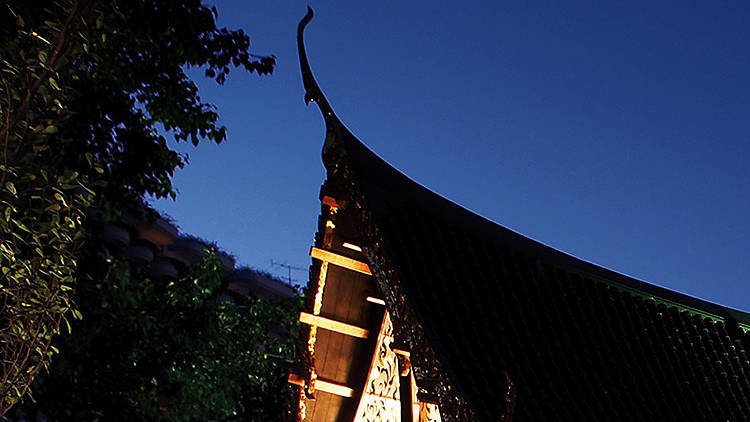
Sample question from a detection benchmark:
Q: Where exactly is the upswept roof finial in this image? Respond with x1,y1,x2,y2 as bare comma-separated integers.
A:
297,7,335,120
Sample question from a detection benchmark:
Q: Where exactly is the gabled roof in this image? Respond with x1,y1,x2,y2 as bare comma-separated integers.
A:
298,8,750,421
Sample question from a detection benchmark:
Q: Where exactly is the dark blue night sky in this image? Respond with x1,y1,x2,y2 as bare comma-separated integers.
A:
151,2,750,312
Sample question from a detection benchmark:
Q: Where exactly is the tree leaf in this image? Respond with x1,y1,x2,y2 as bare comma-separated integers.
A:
12,219,31,233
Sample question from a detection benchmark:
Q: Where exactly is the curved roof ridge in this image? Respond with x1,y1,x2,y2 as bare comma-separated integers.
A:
325,111,750,327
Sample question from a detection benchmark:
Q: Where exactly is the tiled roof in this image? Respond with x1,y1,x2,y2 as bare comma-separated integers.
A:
299,8,750,421
326,110,750,422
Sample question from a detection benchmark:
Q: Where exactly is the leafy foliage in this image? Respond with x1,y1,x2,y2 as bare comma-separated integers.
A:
0,0,275,413
0,1,96,412
16,252,301,421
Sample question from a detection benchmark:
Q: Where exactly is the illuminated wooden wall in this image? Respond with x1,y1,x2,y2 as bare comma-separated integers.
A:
289,194,442,422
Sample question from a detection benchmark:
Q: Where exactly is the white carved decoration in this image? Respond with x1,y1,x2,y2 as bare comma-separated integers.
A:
354,312,401,422
353,312,443,422
418,402,442,422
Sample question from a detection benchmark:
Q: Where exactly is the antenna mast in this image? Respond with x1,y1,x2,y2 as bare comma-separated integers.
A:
270,260,306,286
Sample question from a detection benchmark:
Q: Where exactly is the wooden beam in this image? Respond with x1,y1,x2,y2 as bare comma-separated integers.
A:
400,369,414,422
287,373,354,398
287,373,304,387
310,247,371,275
299,312,370,339
366,296,386,306
342,242,362,252
321,195,340,209
316,379,354,398
393,348,411,358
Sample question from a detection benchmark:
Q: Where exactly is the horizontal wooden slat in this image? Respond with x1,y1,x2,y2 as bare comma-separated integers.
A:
299,312,370,338
310,247,371,275
317,379,354,397
287,373,354,398
342,242,362,252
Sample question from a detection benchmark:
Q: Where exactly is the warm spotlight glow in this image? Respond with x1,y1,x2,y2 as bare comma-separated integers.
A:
298,387,307,420
309,370,317,393
313,261,328,316
307,260,329,358
307,325,317,354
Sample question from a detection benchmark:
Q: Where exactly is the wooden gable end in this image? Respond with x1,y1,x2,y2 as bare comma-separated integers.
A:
289,190,443,422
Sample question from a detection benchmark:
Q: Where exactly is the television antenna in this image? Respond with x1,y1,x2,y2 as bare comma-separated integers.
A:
270,260,307,286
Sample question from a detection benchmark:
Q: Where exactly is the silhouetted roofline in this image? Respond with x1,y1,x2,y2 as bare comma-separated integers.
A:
297,9,750,329
297,9,750,420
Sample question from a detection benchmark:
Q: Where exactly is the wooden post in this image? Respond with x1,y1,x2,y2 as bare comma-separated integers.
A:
398,354,414,422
